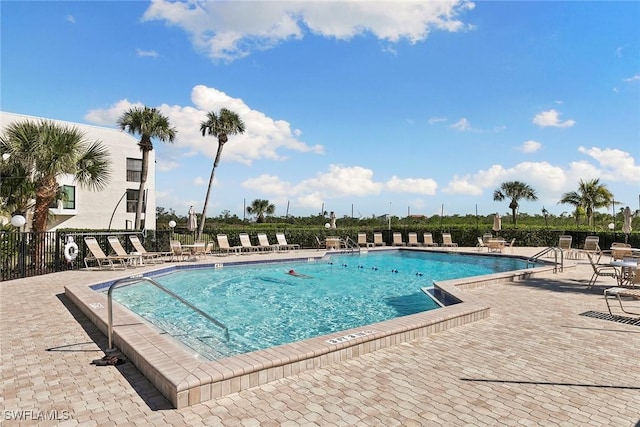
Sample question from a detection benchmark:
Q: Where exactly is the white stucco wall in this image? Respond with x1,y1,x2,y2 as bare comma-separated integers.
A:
1,111,157,231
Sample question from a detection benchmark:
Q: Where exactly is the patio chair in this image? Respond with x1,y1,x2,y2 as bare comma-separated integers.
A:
373,232,385,246
276,233,300,251
129,235,171,263
557,235,574,259
586,251,619,289
257,233,279,252
476,237,487,252
83,237,127,270
315,235,326,250
190,240,207,259
170,240,191,262
392,232,406,246
504,238,516,254
216,234,242,255
482,233,493,244
422,233,438,247
610,243,633,261
441,233,458,248
407,232,421,247
107,236,147,266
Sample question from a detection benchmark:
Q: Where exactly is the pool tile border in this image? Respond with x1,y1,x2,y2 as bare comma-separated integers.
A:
64,250,563,408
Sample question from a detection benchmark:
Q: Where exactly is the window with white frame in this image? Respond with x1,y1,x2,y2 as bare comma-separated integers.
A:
126,158,142,182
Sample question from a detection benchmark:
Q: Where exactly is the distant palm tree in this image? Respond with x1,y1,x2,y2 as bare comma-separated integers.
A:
558,178,613,227
198,108,245,240
118,107,176,230
246,199,275,223
0,119,111,232
493,181,538,227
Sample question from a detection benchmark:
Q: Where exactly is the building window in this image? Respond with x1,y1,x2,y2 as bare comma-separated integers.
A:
126,158,142,182
49,185,75,209
126,189,146,213
61,185,75,209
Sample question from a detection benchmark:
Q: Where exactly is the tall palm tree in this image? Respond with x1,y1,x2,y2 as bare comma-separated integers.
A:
558,178,613,227
246,199,275,223
197,108,245,240
118,107,176,229
492,181,538,227
0,119,111,232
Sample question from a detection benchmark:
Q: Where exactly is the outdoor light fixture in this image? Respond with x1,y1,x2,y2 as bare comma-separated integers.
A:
11,214,26,228
608,223,615,231
168,220,176,229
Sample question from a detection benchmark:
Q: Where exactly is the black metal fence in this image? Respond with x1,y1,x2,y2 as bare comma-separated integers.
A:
0,230,174,282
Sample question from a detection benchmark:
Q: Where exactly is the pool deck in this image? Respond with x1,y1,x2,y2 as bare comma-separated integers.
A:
2,246,640,425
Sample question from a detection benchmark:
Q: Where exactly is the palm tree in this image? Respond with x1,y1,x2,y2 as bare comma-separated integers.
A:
197,108,245,240
492,181,538,227
558,178,613,227
117,107,176,229
0,119,111,232
246,199,275,223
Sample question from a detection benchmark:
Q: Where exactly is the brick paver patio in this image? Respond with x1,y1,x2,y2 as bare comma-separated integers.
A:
2,248,639,426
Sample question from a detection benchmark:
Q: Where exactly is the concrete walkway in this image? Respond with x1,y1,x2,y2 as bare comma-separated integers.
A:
2,248,639,426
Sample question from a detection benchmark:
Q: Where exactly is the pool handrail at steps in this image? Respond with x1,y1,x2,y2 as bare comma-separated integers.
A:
527,246,564,273
107,276,230,351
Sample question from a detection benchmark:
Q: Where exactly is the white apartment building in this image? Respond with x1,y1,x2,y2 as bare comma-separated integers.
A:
0,111,156,231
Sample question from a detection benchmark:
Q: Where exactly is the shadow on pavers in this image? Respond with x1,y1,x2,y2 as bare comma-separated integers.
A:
55,293,173,411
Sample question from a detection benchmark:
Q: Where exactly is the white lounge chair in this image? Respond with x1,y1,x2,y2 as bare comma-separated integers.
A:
373,232,385,246
422,233,438,247
216,234,242,255
257,233,279,252
441,233,458,248
407,232,421,247
83,237,127,270
129,235,171,263
392,232,406,246
239,233,261,253
276,233,300,251
357,232,374,248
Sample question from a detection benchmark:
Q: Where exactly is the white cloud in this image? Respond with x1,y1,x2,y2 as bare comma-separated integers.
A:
519,140,541,153
66,15,75,24
578,146,640,183
156,159,180,172
84,99,144,125
142,0,475,62
623,74,640,83
193,176,206,186
385,176,437,195
136,48,159,58
242,164,438,209
84,85,322,165
428,116,447,124
532,109,575,128
450,117,471,131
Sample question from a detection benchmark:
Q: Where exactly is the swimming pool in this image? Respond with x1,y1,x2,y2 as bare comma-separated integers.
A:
109,251,535,360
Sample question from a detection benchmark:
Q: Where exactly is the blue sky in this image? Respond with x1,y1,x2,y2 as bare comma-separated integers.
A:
2,1,639,220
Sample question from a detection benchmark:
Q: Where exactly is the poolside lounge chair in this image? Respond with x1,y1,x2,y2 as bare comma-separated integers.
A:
604,264,640,315
476,237,487,252
83,237,127,270
422,233,438,247
129,235,171,263
586,251,619,289
557,235,574,259
276,233,300,251
373,232,385,246
407,232,421,247
107,236,147,266
239,233,261,253
357,232,374,248
257,233,279,252
392,232,406,246
441,233,458,248
170,240,191,262
216,234,242,255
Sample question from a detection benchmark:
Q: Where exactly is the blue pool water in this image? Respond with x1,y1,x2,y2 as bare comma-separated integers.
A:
110,251,533,360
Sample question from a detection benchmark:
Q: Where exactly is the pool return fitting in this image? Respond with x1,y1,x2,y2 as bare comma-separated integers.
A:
107,276,230,352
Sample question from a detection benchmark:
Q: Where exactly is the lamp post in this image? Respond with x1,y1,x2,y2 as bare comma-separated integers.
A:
11,214,27,278
169,220,176,243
